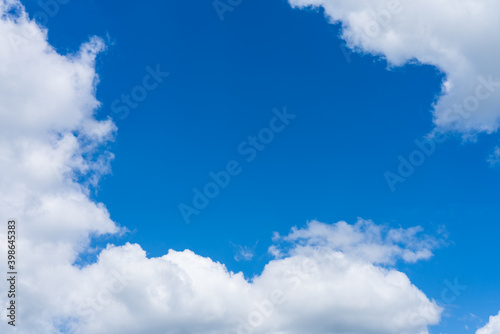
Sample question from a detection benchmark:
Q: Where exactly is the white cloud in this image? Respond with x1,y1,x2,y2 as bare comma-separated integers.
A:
272,219,443,265
288,0,500,135
233,243,256,261
65,235,441,334
0,1,118,332
0,1,442,333
477,312,500,334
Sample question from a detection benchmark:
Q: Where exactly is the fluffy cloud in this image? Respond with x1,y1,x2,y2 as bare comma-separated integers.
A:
288,0,500,134
0,1,442,333
0,0,118,332
477,312,500,334
64,228,442,334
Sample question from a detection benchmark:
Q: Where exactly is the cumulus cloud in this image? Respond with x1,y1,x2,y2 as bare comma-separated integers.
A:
477,312,500,334
0,1,442,333
288,0,500,134
0,0,118,332
64,232,442,334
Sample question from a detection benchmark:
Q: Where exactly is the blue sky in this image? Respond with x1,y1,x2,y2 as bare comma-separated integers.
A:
4,0,500,333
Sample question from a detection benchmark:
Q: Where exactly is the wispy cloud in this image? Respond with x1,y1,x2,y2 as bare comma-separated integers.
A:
270,218,446,265
232,242,257,262
488,146,500,167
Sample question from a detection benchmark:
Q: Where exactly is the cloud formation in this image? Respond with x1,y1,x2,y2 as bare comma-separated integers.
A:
288,0,500,135
288,0,500,329
270,219,443,264
0,0,118,332
66,224,442,334
0,1,450,333
477,312,500,334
